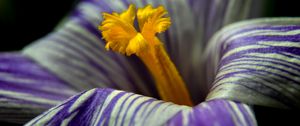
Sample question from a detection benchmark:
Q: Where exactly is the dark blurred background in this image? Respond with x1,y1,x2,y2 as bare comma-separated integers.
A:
0,0,299,125
0,0,77,51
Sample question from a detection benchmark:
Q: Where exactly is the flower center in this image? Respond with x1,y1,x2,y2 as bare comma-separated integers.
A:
99,4,193,106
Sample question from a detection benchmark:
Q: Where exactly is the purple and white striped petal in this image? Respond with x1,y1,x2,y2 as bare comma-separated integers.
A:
205,18,300,108
25,88,256,126
0,53,76,123
167,100,256,126
25,88,191,126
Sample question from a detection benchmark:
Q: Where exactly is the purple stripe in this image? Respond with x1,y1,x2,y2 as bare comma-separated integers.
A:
237,104,254,125
239,25,300,33
98,91,126,125
221,34,300,54
220,47,300,67
0,67,65,84
29,90,86,126
120,95,143,125
0,53,74,99
0,54,67,82
42,88,113,126
224,101,244,125
141,101,164,124
0,80,70,100
68,88,111,126
45,92,84,125
0,52,76,124
114,93,135,126
219,25,300,52
221,25,300,44
90,88,114,126
221,58,300,74
128,99,156,126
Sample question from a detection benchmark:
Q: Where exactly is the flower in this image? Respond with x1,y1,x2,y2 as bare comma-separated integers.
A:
0,0,299,126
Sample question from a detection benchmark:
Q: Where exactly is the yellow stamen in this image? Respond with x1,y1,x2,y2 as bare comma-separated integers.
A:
99,4,193,106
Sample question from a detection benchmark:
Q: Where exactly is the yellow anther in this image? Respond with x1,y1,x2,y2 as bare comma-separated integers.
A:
138,5,171,36
99,4,137,54
99,4,193,106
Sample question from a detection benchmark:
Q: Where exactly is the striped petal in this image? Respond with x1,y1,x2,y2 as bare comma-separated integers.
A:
205,18,300,108
0,53,76,123
25,88,191,126
25,88,256,126
167,100,257,126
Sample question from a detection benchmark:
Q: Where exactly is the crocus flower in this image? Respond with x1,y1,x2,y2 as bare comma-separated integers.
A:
1,0,299,126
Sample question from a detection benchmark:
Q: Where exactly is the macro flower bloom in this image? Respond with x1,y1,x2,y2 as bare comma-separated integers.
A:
1,0,299,126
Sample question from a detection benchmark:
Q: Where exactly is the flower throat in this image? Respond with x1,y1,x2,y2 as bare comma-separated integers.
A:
99,4,193,106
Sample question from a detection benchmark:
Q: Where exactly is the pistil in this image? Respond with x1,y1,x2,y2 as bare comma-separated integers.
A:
99,4,193,106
